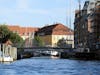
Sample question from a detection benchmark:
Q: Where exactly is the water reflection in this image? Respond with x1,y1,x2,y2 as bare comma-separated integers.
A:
0,61,12,64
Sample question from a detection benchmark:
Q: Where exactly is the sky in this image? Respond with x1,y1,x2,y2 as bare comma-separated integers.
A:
0,0,85,29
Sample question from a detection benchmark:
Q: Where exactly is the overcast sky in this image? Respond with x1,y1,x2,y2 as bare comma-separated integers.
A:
0,0,85,28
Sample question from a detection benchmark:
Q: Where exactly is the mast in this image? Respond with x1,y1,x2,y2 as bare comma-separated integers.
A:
78,0,81,11
69,0,72,48
69,0,72,34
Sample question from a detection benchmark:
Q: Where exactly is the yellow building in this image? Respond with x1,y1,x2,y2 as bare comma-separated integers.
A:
35,23,74,48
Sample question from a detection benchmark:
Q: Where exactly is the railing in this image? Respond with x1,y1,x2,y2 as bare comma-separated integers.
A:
17,47,73,52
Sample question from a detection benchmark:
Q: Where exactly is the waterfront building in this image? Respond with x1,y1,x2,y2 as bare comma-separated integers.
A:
74,1,89,49
35,23,74,48
74,0,100,50
7,25,39,47
8,25,39,40
88,5,100,49
0,40,17,61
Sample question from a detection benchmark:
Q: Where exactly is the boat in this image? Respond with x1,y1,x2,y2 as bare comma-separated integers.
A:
51,51,59,57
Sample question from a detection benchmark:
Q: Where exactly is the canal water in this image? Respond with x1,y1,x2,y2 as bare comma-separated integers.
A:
0,57,100,75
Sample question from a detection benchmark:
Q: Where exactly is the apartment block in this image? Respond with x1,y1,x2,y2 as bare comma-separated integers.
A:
74,0,100,50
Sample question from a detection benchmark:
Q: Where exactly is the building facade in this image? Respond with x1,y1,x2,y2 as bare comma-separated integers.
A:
88,5,100,49
8,25,39,40
7,25,39,47
35,23,74,48
74,0,100,50
74,1,89,49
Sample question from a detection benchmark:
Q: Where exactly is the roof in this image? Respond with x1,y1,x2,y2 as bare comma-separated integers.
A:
8,25,39,36
36,23,73,35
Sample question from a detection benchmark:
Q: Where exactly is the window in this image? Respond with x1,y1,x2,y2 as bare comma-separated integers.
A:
90,2,94,5
23,33,25,35
27,32,29,35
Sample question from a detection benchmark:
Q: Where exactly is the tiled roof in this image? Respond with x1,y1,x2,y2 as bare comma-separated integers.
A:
8,25,39,36
36,23,73,35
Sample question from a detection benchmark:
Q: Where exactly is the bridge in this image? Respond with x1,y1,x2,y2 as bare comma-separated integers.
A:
17,47,73,59
17,47,72,52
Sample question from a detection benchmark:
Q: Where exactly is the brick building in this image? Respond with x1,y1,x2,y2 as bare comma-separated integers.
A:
74,0,100,50
88,5,100,49
35,23,74,48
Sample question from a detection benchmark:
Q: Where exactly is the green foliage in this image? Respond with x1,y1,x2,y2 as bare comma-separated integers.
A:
57,38,67,48
0,25,11,43
0,25,10,37
33,36,44,47
57,38,72,48
0,24,24,47
9,32,24,47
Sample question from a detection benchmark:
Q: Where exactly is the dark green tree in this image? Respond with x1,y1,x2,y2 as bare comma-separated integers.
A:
0,25,11,43
9,32,24,47
33,36,44,47
0,25,10,36
0,24,24,47
57,38,67,48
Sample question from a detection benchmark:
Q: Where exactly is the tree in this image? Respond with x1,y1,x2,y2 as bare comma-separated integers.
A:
0,25,11,43
9,32,24,47
0,25,10,36
0,24,24,47
57,38,67,48
33,36,44,47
